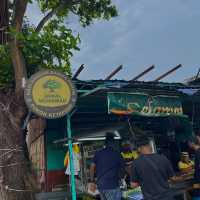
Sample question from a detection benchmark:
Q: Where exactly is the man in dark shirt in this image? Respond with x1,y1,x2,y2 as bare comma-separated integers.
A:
90,133,125,200
188,140,200,197
195,133,200,176
131,138,176,200
193,145,200,183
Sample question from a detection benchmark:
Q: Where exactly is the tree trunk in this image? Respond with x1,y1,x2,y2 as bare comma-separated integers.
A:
0,1,38,199
0,91,36,200
0,0,44,199
11,0,28,95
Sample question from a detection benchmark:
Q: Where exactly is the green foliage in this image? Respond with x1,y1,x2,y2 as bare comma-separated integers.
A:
0,0,118,88
23,19,80,77
37,0,118,26
0,46,14,88
38,0,61,12
0,20,80,88
75,0,118,26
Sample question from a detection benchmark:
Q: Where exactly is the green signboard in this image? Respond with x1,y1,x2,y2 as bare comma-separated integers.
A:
108,92,183,116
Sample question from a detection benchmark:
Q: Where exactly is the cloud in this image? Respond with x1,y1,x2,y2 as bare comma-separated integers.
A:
71,0,146,79
70,0,200,81
27,0,200,82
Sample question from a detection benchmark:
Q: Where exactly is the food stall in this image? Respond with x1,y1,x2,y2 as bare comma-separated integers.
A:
29,79,200,200
70,92,194,199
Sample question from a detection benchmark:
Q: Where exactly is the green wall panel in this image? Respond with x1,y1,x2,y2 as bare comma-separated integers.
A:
47,144,66,170
46,118,67,171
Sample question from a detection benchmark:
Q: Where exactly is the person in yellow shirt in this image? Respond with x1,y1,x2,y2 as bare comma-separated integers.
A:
121,141,139,187
178,152,194,174
121,142,138,163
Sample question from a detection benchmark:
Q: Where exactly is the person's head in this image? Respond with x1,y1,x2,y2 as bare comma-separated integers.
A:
105,132,115,147
181,152,190,163
121,141,132,152
136,137,152,155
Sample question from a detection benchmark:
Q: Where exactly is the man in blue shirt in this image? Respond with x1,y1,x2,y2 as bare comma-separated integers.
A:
90,133,125,200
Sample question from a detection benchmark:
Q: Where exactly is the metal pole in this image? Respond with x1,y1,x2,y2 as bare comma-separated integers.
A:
105,65,123,80
67,114,77,200
195,68,200,80
131,65,155,81
154,64,182,82
73,64,85,79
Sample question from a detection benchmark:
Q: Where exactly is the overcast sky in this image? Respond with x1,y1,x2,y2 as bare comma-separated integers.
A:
27,0,200,82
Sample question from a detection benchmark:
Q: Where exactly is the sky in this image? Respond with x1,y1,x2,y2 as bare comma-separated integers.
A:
27,0,200,82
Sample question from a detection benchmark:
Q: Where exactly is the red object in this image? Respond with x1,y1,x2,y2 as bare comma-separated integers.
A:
46,170,68,192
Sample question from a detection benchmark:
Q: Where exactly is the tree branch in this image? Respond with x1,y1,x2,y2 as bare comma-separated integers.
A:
35,0,83,33
35,9,56,32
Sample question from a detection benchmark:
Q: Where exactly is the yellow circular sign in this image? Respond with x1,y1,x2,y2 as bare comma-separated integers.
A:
24,70,77,119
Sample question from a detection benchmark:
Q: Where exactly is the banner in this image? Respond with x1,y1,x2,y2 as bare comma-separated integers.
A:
107,92,183,116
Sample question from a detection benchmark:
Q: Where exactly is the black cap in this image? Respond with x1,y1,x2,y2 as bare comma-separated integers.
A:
105,132,115,146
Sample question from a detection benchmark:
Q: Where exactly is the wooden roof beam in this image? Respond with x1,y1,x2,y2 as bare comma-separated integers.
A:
154,64,182,82
105,65,123,80
195,68,200,80
72,64,85,79
131,65,155,81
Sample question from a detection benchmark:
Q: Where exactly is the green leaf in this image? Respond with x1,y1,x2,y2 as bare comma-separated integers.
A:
0,0,118,88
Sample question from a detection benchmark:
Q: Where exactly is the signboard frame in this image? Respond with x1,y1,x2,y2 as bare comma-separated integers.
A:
24,70,77,119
